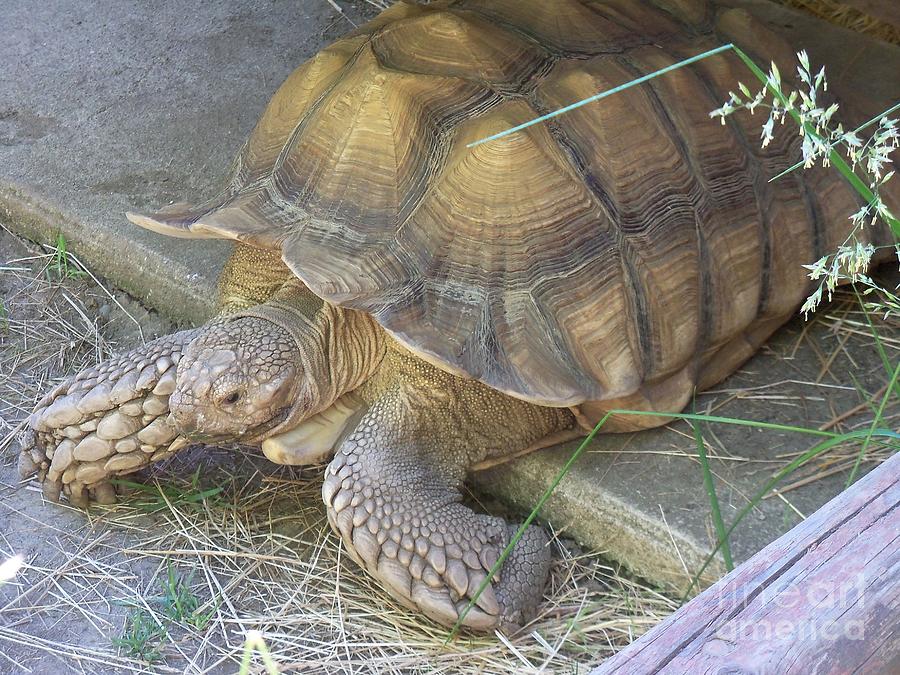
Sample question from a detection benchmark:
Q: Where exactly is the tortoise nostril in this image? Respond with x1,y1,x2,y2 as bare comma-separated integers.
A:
169,411,195,434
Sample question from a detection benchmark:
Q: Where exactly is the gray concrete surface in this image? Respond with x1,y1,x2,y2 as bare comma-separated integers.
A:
2,0,898,594
1,0,379,323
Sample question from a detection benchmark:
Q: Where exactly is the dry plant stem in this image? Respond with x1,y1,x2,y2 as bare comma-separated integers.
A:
325,0,358,28
1,228,680,672
65,249,145,343
112,466,672,672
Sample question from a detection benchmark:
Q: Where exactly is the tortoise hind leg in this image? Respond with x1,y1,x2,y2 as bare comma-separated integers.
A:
322,348,576,631
19,328,200,508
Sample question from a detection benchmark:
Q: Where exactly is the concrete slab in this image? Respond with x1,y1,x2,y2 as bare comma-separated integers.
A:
0,0,379,324
2,0,898,594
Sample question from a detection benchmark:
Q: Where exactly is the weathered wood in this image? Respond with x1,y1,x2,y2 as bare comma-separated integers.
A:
592,452,900,674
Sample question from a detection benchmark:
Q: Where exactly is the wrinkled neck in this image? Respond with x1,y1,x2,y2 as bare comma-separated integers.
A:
234,287,386,438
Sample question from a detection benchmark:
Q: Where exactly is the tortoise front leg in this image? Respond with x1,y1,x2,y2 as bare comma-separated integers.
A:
321,351,576,631
18,328,200,507
19,244,305,508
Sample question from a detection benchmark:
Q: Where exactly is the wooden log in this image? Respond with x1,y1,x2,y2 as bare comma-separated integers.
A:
592,452,900,674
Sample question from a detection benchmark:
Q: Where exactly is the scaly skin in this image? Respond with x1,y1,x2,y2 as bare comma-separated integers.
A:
20,243,580,632
20,328,199,507
19,245,294,506
323,346,576,630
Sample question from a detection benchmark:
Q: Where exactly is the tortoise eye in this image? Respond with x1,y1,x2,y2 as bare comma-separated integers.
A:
223,391,241,405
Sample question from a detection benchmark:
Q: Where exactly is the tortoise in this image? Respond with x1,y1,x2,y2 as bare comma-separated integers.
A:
18,0,895,631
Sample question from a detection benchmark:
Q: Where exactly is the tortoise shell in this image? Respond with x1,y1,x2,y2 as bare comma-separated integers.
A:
129,0,892,430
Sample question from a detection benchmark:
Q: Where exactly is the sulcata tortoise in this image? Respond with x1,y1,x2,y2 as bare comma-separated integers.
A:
18,0,896,631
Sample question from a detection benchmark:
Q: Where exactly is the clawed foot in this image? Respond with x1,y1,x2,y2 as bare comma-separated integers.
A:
324,449,551,632
17,331,195,508
18,428,121,507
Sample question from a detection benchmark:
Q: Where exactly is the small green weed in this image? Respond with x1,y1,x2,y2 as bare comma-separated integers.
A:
45,233,87,281
111,466,224,514
155,564,217,630
112,608,166,663
0,300,7,333
691,416,733,571
112,564,217,661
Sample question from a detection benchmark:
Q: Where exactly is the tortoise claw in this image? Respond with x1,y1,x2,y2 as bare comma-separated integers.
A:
42,478,62,503
67,483,90,509
324,444,550,632
92,481,119,505
20,330,197,509
17,441,40,479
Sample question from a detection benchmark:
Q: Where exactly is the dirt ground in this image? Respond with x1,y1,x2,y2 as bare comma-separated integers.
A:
2,223,898,674
1,2,896,674
0,226,680,673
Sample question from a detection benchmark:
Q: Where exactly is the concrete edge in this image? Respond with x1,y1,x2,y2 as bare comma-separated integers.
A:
0,183,218,326
474,448,727,596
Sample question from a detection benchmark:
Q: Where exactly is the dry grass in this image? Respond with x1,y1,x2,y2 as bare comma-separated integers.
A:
2,228,896,672
2,5,897,672
3,456,680,673
707,291,899,464
94,465,679,673
777,0,900,44
0,231,117,457
0,231,676,672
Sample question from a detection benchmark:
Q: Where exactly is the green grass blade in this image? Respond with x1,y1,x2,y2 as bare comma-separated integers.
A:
448,41,900,634
691,419,734,571
769,158,806,183
730,45,900,236
109,478,224,512
679,426,900,600
609,410,839,438
850,100,900,135
445,411,615,641
466,41,899,239
854,285,900,399
446,404,900,637
466,44,735,148
845,358,900,486
770,100,900,184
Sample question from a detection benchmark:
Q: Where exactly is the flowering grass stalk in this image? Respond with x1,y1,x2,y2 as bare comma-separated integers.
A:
710,48,899,317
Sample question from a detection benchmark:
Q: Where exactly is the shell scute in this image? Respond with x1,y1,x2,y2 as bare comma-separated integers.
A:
126,0,892,416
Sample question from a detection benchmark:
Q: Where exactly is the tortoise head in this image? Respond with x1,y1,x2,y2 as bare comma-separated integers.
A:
168,315,306,442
